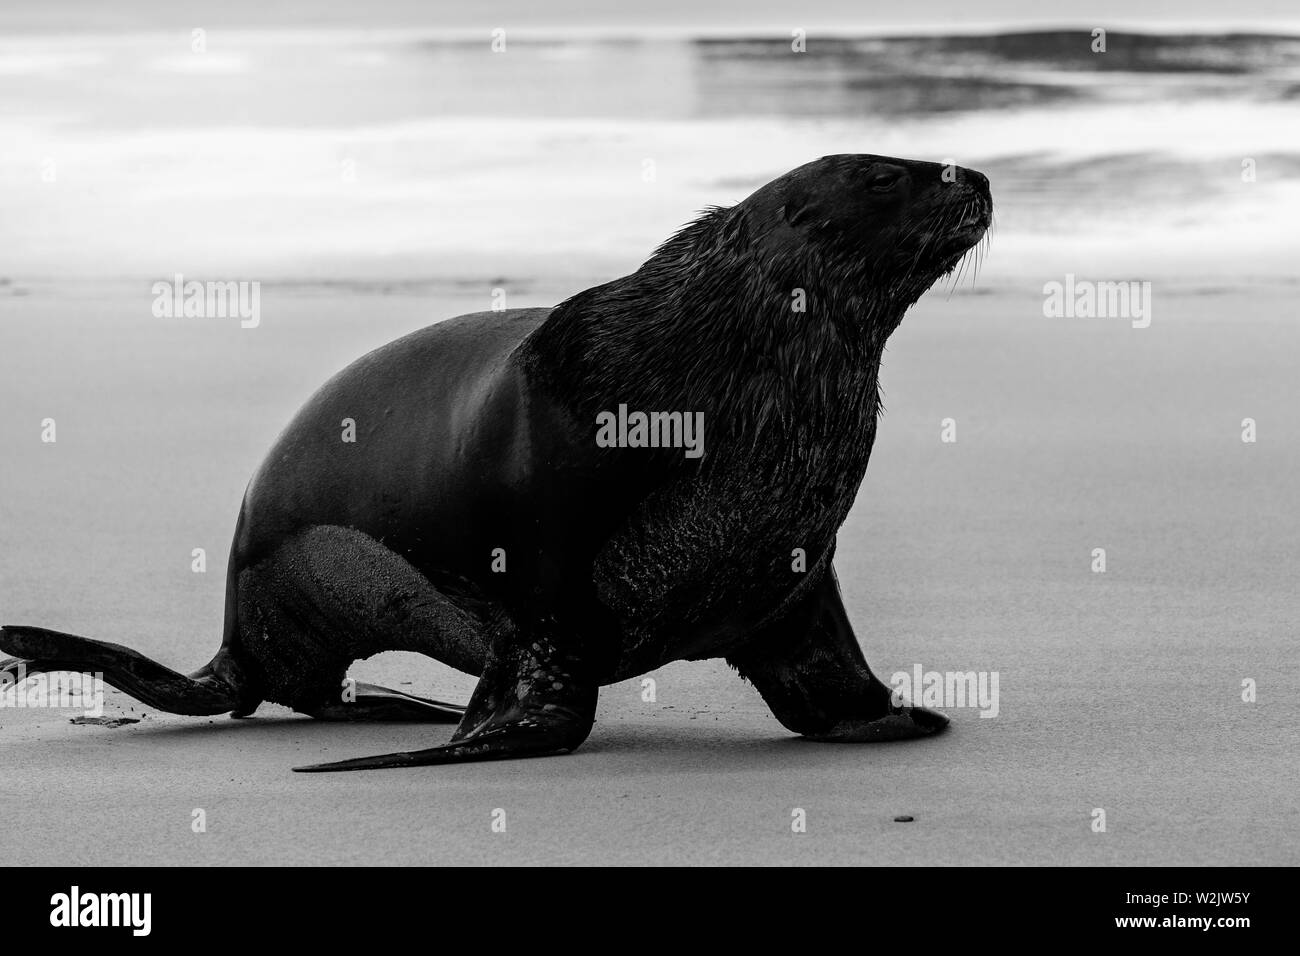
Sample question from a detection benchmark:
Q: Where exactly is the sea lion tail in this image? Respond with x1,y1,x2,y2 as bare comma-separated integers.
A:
0,625,242,716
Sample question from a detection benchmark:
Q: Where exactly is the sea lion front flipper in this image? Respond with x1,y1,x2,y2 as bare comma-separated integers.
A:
727,568,950,742
293,634,596,772
302,682,464,723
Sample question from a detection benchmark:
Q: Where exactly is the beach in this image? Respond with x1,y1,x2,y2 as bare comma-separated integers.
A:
2,282,1296,865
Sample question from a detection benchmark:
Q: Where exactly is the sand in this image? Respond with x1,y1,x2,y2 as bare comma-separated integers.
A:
2,279,1297,865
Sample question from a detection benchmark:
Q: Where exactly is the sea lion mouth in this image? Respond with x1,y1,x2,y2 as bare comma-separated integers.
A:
930,198,991,238
935,220,989,255
907,193,993,276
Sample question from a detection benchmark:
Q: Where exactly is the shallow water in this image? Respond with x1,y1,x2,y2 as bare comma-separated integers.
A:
2,29,1297,285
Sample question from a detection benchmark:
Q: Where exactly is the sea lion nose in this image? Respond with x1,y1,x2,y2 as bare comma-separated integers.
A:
961,168,991,196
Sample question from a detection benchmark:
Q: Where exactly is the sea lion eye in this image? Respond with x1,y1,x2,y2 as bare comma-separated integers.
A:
866,168,903,192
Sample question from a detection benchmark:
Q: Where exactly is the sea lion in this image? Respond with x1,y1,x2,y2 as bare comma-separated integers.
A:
1,154,992,772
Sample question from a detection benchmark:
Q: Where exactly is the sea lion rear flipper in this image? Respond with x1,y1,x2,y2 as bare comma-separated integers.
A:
294,635,596,772
0,625,244,716
302,681,464,723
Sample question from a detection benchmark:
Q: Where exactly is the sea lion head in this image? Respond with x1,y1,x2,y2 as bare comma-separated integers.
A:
530,153,994,412
738,153,992,301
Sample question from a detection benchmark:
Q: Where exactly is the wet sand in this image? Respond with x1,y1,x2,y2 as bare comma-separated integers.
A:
1,281,1297,865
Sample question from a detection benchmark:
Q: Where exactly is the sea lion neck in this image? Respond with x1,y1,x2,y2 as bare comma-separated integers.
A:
522,234,902,452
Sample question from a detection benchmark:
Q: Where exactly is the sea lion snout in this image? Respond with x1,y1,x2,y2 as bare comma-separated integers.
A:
757,154,991,290
950,165,993,226
960,166,991,197
892,159,992,275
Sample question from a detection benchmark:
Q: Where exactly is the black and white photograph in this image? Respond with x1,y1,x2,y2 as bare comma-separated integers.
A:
1,0,1295,904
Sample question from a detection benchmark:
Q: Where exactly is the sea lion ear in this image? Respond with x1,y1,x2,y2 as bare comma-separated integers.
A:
780,189,815,228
